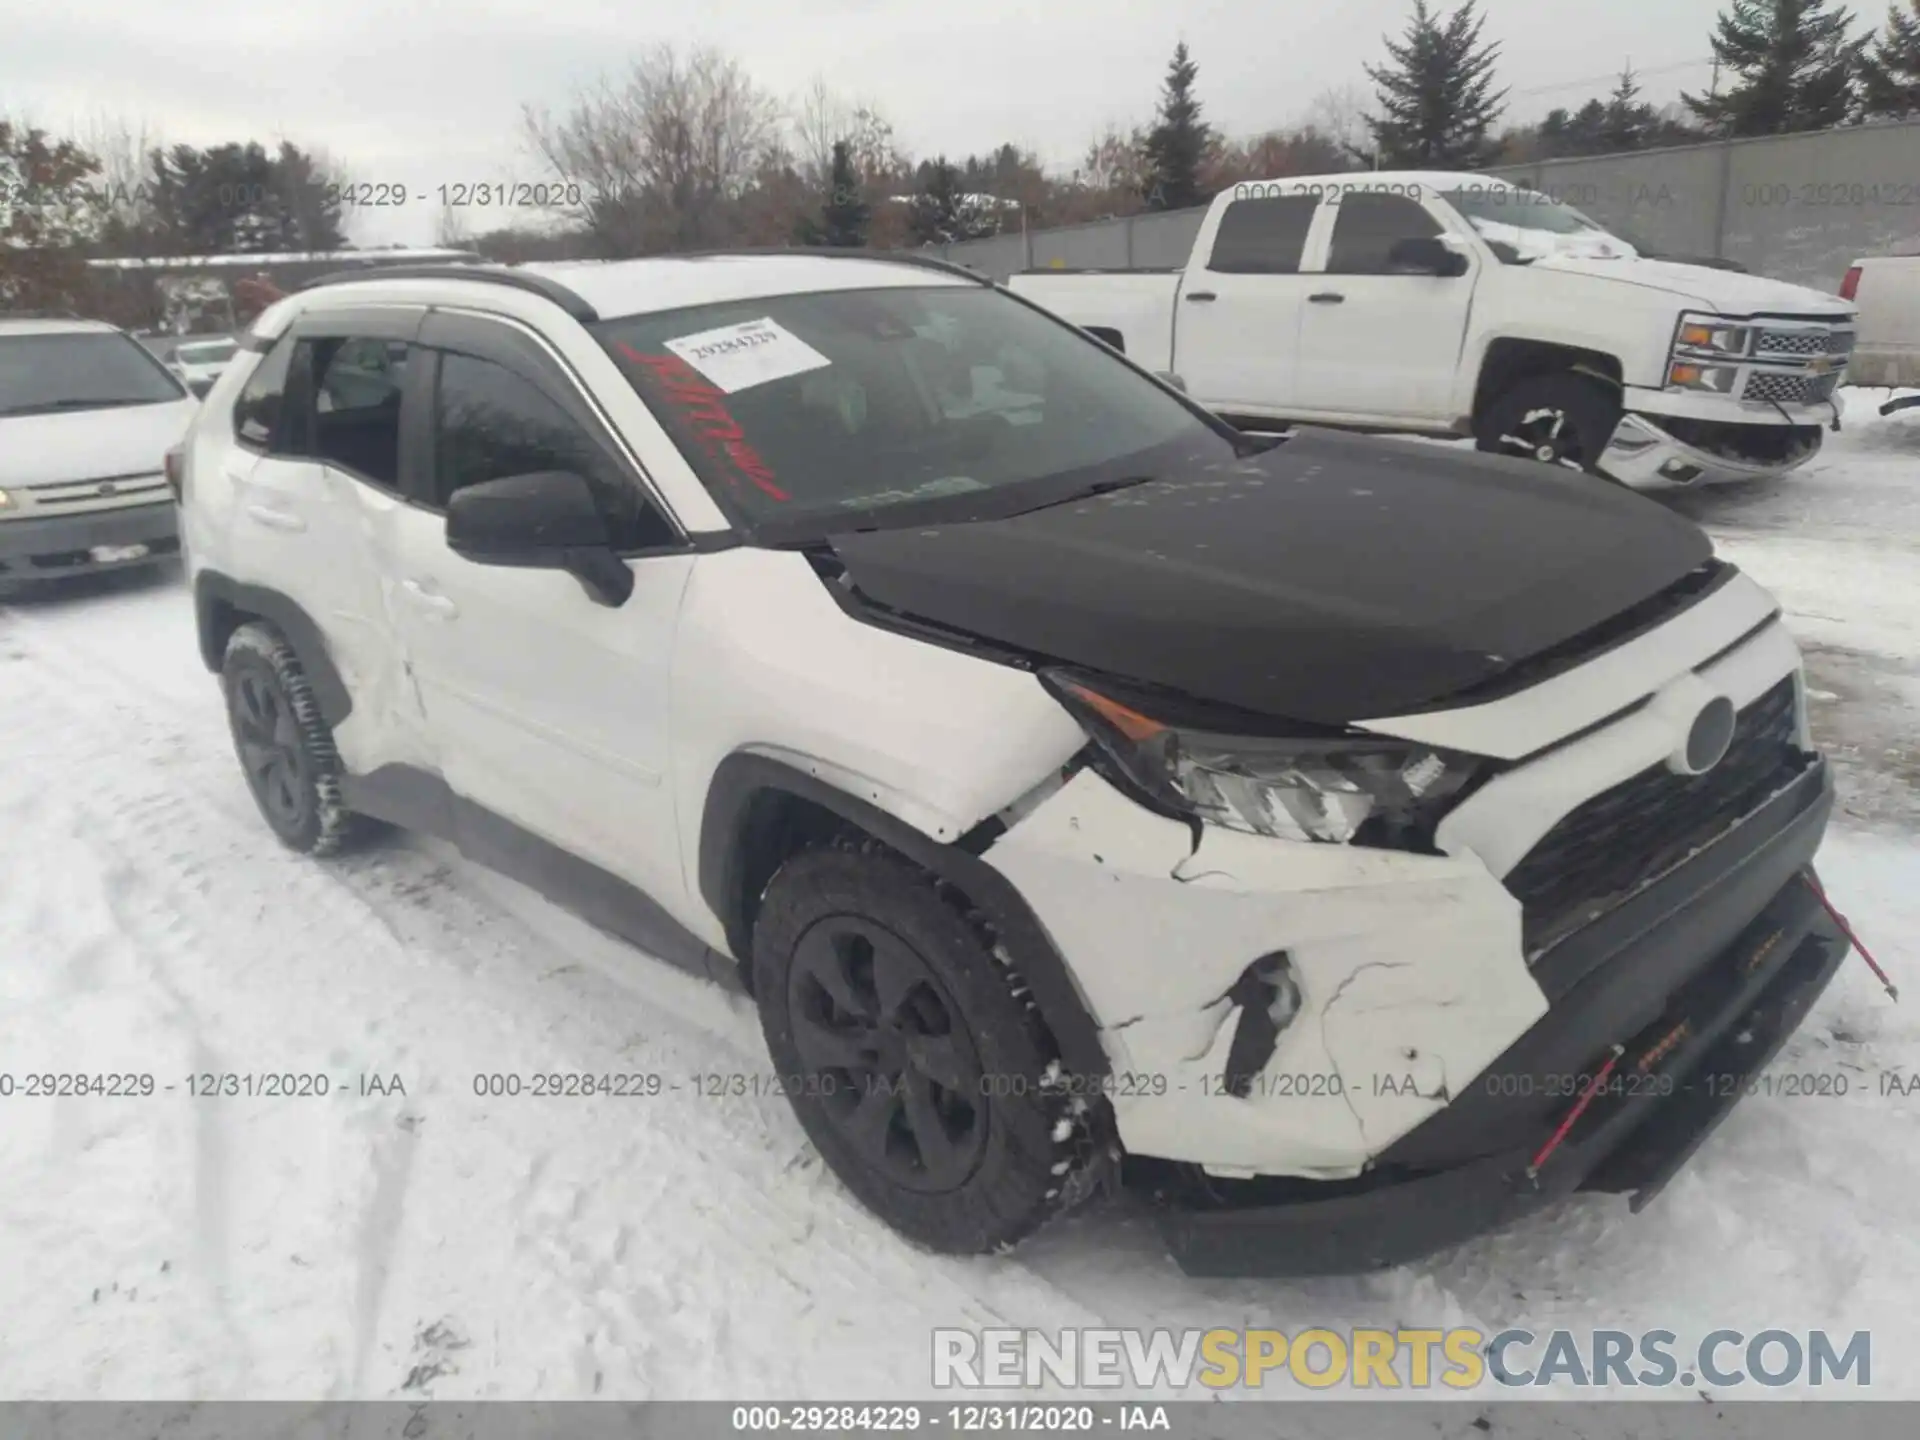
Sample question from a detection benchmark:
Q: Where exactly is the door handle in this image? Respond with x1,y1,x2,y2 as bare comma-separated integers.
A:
243,503,306,532
1309,292,1345,304
401,579,458,619
1184,291,1217,302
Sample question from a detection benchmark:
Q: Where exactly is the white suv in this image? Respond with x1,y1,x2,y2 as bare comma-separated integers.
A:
177,255,1848,1275
1,316,196,585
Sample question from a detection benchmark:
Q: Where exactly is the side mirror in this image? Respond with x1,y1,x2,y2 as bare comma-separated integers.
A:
445,470,634,607
1386,236,1469,277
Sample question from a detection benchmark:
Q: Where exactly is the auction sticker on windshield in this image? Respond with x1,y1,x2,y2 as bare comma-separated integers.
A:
663,317,831,394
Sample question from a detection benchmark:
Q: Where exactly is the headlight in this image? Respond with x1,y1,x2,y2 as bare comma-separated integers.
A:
1668,361,1742,393
1674,315,1752,357
0,488,12,511
1046,675,1487,849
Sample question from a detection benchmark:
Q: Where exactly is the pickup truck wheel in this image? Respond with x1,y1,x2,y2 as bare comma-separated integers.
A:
752,844,1096,1254
1475,373,1622,475
220,621,376,857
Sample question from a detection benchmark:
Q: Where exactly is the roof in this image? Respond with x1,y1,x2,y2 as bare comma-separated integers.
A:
1231,170,1520,194
87,248,482,272
516,253,973,320
0,316,120,337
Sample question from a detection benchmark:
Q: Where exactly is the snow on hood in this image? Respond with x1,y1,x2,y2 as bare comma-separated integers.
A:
0,398,198,488
1468,217,1638,263
1529,254,1855,313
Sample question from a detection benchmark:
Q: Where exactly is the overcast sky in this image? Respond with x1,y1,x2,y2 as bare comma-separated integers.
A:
5,0,1747,246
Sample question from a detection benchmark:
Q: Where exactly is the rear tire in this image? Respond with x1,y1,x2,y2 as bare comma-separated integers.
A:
752,843,1101,1254
221,621,375,856
1475,372,1623,475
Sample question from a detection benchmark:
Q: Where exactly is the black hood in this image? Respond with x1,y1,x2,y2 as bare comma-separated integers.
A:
824,427,1715,726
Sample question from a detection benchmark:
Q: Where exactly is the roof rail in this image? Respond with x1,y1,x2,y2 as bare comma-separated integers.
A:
661,246,997,285
295,248,990,324
296,264,600,322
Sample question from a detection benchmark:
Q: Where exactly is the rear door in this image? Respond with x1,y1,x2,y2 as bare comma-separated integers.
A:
1292,191,1476,423
1169,191,1321,417
220,312,430,773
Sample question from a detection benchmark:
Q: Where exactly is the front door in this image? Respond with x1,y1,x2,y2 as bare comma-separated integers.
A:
1292,192,1476,424
384,318,692,903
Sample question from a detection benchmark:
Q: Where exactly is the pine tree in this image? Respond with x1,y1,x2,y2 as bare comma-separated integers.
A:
818,141,869,246
1364,0,1509,168
1860,0,1920,116
907,157,967,245
1141,42,1212,210
1683,0,1867,135
1602,65,1649,150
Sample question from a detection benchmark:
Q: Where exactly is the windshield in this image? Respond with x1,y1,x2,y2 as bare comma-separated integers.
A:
594,283,1236,532
0,332,189,415
1438,185,1637,264
175,339,238,365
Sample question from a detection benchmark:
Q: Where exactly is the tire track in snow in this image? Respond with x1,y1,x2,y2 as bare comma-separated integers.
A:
0,596,1126,1399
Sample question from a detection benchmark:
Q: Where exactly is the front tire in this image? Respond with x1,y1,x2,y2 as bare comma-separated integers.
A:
1475,372,1623,475
221,621,374,856
752,844,1098,1254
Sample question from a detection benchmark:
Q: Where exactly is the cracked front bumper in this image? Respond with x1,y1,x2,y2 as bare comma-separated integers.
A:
1155,757,1837,1275
1598,412,1820,490
985,768,1549,1179
986,725,1837,1274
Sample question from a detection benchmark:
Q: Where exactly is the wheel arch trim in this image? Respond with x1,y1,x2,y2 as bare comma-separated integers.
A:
193,570,354,727
697,751,1111,1081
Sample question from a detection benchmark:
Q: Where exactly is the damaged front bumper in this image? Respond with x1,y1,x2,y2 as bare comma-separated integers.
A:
1155,758,1839,1276
1598,411,1822,490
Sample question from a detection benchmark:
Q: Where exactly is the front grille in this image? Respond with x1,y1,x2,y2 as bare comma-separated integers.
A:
1754,327,1852,358
21,471,169,514
1506,676,1808,958
1743,370,1840,405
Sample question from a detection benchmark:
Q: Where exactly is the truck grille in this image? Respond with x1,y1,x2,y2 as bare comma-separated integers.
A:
1506,676,1807,958
1743,371,1840,405
1754,327,1853,359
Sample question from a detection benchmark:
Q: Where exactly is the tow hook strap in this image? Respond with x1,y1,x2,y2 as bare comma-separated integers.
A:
1524,876,1896,1188
1805,872,1898,1002
1526,1044,1625,1181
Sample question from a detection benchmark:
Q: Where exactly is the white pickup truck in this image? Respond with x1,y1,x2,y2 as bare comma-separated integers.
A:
1009,172,1859,489
1840,252,1920,414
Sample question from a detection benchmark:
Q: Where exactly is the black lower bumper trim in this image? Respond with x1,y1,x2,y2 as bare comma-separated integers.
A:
0,502,180,574
1156,883,1849,1277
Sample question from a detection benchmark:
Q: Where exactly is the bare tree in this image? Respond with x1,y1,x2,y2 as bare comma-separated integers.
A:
524,43,783,255
74,113,164,252
433,202,473,248
1305,84,1379,165
789,80,905,193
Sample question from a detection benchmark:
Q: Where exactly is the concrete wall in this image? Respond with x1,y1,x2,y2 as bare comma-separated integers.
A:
932,118,1920,291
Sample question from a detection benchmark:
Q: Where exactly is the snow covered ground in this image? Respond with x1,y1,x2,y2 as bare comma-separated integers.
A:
0,391,1915,1406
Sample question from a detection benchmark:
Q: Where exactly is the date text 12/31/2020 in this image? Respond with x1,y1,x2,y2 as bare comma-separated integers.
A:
321,181,589,207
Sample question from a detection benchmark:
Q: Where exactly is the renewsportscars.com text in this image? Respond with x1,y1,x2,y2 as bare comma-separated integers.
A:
932,1327,1871,1391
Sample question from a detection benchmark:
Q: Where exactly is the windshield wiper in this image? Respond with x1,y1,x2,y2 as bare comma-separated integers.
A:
0,397,158,416
1008,475,1155,516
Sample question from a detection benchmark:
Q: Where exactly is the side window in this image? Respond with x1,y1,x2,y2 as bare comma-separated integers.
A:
1206,195,1319,274
232,335,295,450
432,351,673,549
1324,194,1446,275
301,336,406,489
